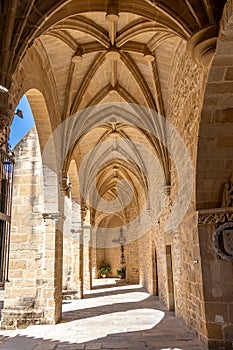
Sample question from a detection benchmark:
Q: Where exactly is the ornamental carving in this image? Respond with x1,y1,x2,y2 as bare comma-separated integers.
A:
198,209,233,225
168,50,205,159
170,51,203,127
214,222,233,261
42,212,60,221
221,181,233,208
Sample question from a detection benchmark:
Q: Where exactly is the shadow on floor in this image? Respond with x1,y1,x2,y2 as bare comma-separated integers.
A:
0,301,4,321
0,285,207,350
0,332,207,350
84,286,145,299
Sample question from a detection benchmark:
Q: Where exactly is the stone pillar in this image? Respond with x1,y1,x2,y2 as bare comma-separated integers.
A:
37,213,63,325
82,207,92,291
78,229,84,299
66,228,83,299
62,196,73,291
91,227,98,279
38,161,63,326
63,199,83,299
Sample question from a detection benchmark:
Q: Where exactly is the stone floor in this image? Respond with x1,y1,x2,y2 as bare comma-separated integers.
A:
0,283,207,350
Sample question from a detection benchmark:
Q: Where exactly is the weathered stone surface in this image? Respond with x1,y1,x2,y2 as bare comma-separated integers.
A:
0,1,232,348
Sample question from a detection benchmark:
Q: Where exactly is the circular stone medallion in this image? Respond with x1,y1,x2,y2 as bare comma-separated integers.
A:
214,222,233,261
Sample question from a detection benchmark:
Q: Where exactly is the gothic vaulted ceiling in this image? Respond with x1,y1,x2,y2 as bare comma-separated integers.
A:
0,0,227,224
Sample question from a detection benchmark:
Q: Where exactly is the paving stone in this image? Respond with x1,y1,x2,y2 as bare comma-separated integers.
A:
85,343,102,349
56,344,85,350
0,285,206,350
33,343,57,350
101,340,129,349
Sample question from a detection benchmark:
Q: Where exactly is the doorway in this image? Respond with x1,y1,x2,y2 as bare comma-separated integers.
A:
152,245,159,296
165,245,175,311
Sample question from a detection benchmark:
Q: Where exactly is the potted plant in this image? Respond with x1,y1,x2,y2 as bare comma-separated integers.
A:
100,263,111,278
117,267,126,279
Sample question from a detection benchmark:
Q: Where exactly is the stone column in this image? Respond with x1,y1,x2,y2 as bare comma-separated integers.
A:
62,195,73,291
82,207,92,291
66,228,83,299
91,227,98,279
37,162,63,326
63,199,83,299
37,213,63,325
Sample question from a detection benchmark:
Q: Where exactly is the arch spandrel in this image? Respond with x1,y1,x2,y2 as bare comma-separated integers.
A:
196,0,233,210
25,89,53,154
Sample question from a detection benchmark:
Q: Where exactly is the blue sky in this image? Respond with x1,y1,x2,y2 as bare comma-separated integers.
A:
9,95,35,148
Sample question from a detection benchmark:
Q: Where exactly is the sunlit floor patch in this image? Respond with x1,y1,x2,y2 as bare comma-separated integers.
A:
45,308,165,343
62,290,150,312
0,285,206,350
0,308,164,346
85,282,142,293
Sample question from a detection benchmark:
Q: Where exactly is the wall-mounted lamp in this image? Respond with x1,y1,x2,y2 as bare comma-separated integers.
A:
14,109,23,119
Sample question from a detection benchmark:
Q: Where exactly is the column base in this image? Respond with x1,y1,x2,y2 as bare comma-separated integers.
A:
62,289,83,300
1,308,46,330
64,279,83,299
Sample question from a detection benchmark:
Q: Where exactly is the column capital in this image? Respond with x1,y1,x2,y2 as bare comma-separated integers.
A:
0,99,14,148
187,24,219,67
162,185,171,196
42,212,65,221
0,106,13,126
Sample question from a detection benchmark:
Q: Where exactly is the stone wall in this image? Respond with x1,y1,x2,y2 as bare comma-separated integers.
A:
195,5,233,348
95,240,139,283
137,43,209,341
1,127,46,328
92,212,140,283
137,14,233,346
2,127,65,327
198,214,233,349
197,14,233,209
160,45,208,338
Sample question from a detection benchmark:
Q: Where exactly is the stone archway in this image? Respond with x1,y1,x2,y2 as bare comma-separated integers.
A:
197,13,233,210
1,89,63,329
0,2,232,348
196,2,233,347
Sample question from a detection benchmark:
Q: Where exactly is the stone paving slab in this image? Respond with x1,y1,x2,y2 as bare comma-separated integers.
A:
0,284,207,350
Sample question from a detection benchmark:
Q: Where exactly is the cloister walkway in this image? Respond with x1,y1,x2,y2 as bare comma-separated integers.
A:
0,283,206,350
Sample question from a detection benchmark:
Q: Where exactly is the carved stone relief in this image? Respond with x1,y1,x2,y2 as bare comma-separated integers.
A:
214,222,233,261
198,209,233,225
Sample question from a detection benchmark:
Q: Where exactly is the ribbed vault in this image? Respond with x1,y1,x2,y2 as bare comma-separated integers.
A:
0,0,227,228
0,0,226,90
71,117,152,227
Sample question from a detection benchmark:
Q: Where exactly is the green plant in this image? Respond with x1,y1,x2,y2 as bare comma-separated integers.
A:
100,263,111,276
117,267,126,278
